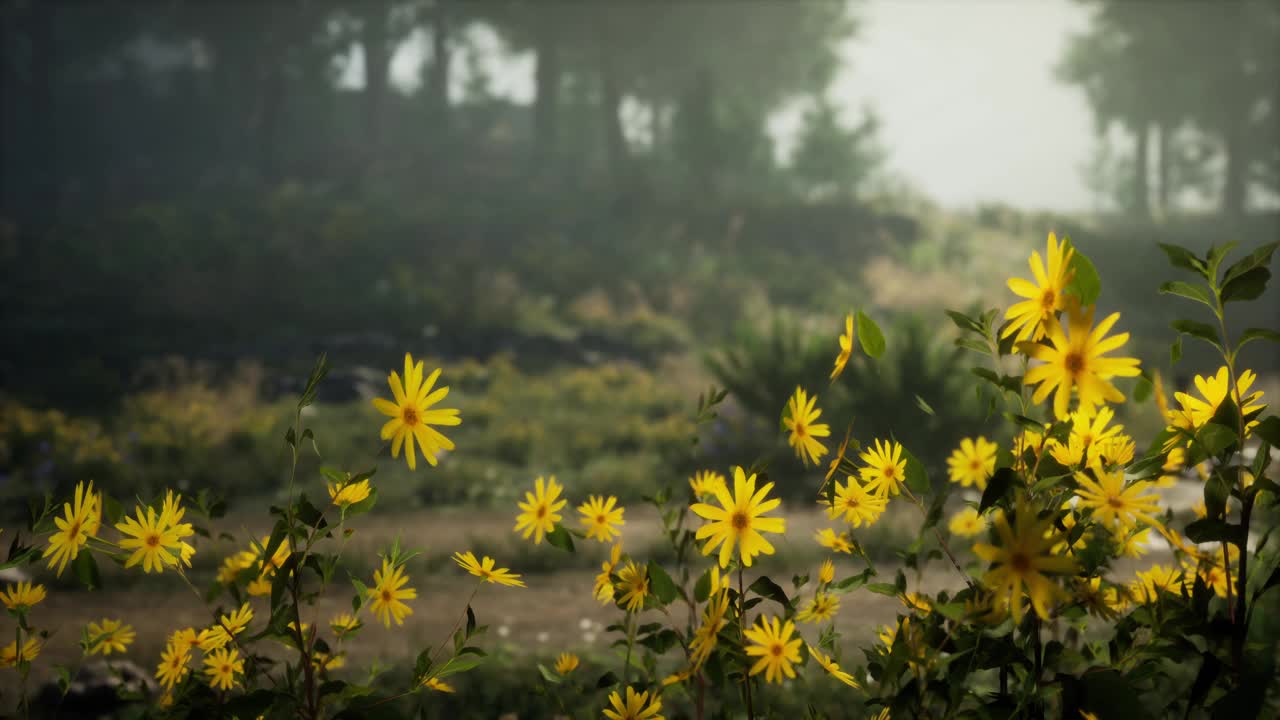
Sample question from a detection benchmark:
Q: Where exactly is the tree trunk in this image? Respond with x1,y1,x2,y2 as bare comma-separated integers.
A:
598,37,627,189
1133,121,1150,219
533,17,561,162
1221,115,1246,218
1156,121,1171,214
362,1,390,168
427,1,451,133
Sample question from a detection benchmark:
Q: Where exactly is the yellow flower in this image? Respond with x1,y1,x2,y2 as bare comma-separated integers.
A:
43,479,98,576
946,437,997,490
1166,367,1266,441
689,470,727,499
372,353,460,470
155,642,190,690
328,478,372,508
1074,469,1161,531
170,627,202,654
972,498,1078,621
1118,527,1153,558
1003,232,1075,342
594,544,623,604
902,592,932,615
818,559,835,585
0,637,41,668
423,677,455,692
1075,577,1124,620
203,647,243,691
784,387,830,466
514,475,567,545
744,616,803,684
807,646,860,688
859,438,907,497
197,626,231,652
1157,447,1186,487
578,495,625,543
217,603,254,637
555,652,580,675
827,477,887,527
1020,306,1141,419
1053,406,1124,467
246,575,272,597
313,652,345,672
615,560,649,613
662,669,692,686
452,551,525,587
825,425,854,482
1129,564,1184,604
948,508,986,538
85,618,135,655
814,528,854,554
115,500,189,574
831,313,855,380
368,558,416,627
690,590,731,670
0,582,46,611
1095,434,1135,468
603,686,664,720
330,613,361,638
159,491,196,566
690,466,786,568
796,592,839,623
217,551,255,585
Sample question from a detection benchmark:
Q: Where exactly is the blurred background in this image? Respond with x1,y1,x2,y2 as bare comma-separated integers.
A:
0,0,1278,715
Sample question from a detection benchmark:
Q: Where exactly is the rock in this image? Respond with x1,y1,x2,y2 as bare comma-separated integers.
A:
33,659,157,719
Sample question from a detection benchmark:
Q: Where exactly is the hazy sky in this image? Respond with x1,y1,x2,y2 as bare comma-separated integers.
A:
376,0,1098,212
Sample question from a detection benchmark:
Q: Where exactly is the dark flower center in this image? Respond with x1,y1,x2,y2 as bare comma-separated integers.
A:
401,406,419,426
731,512,749,530
1064,351,1085,376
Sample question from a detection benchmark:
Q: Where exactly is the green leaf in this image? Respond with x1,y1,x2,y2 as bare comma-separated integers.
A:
1158,280,1217,309
1204,242,1239,283
1171,335,1183,364
1221,241,1278,285
747,576,791,610
72,551,101,590
1197,423,1238,456
856,311,886,358
546,524,575,553
1220,267,1270,303
1255,416,1280,447
866,583,898,597
1131,374,1153,403
1159,242,1208,277
1185,519,1246,546
1076,669,1153,720
902,447,930,495
537,663,562,684
945,310,984,334
596,671,619,689
980,468,1017,513
1204,473,1230,519
1063,243,1101,306
299,353,331,409
1171,318,1221,349
1238,327,1280,351
914,395,935,416
694,569,712,603
646,561,680,605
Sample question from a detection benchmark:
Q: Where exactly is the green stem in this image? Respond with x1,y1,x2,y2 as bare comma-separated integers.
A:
738,567,755,720
621,612,636,686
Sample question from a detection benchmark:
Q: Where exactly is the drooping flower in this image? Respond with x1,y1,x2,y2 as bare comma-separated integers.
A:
818,559,835,585
796,593,839,623
452,551,525,587
1074,469,1161,531
784,387,830,466
330,613,361,638
372,353,461,470
743,616,803,684
948,508,986,538
603,686,664,720
43,480,98,576
808,646,860,688
946,437,997,490
84,618,135,656
689,470,727,499
0,582,46,612
827,477,887,527
328,478,372,508
831,313,856,380
1003,232,1075,343
1020,306,1141,419
859,439,908,497
902,592,932,615
689,590,731,670
814,528,854,554
368,559,416,627
203,647,243,691
615,561,649,613
972,498,1078,621
0,637,41,668
690,467,786,568
423,677,455,693
514,475,567,545
578,495,625,543
555,652,580,675
594,544,623,604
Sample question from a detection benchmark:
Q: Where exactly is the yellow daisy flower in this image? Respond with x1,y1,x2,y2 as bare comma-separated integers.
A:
371,353,461,470
578,495,625,543
0,637,41,668
690,466,786,568
831,313,855,380
818,559,835,585
423,677,455,692
859,438,907,497
1003,232,1074,342
948,508,986,538
603,686,664,720
0,581,46,611
85,618,135,655
743,616,803,684
902,592,932,615
807,646,860,688
452,551,525,587
690,590,731,670
946,437,997,490
1129,564,1184,604
594,543,623,604
43,479,98,576
368,558,416,627
203,647,243,691
1166,366,1266,441
555,652,579,675
1074,469,1161,531
796,592,839,623
216,602,254,637
972,498,1078,621
814,528,854,554
1074,577,1124,620
689,470,727,499
330,613,361,638
514,475,567,545
615,560,649,613
328,478,372,508
115,501,187,574
827,477,887,527
1020,306,1141,419
155,642,190,690
784,387,831,466
197,626,231,652
170,627,202,654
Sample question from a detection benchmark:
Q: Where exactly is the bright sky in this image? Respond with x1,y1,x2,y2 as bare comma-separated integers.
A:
372,0,1097,212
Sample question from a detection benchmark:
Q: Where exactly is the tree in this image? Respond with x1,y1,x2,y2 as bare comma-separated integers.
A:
789,97,883,201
